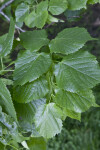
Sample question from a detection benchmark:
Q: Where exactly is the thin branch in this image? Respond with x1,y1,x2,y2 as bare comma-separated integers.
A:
0,0,14,13
0,0,25,32
0,11,25,32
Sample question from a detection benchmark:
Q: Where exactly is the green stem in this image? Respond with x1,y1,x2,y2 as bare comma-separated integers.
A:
1,70,14,72
8,144,18,150
1,57,4,69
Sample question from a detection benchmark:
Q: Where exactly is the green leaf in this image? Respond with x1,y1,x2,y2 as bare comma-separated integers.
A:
54,51,100,92
0,106,24,144
35,1,48,28
47,14,64,24
1,18,15,57
0,79,17,120
13,77,49,103
0,34,7,53
54,89,96,113
13,51,52,86
1,78,13,85
14,99,46,135
67,0,88,10
0,142,4,149
20,30,49,51
88,0,100,4
25,1,48,28
35,103,63,139
14,102,35,123
49,27,94,55
49,0,68,15
24,11,36,28
63,109,81,121
27,137,47,150
15,3,29,22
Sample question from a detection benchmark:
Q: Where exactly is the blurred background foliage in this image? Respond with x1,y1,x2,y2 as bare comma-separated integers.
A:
0,1,100,150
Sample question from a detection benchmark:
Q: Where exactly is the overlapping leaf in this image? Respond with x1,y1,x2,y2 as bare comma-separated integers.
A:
14,99,46,135
35,103,63,139
14,51,52,86
1,18,15,57
88,0,100,4
27,137,47,150
54,89,97,113
15,3,29,22
54,51,100,92
49,0,68,15
13,77,49,103
0,106,25,144
0,79,17,120
49,27,94,55
20,30,49,51
25,1,48,28
67,0,88,10
63,109,81,121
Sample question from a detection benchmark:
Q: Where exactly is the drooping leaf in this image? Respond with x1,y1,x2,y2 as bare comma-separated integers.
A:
13,51,52,86
20,30,49,51
1,18,15,57
15,3,29,22
0,79,17,120
0,34,7,53
0,106,24,144
49,0,68,15
54,89,97,113
35,103,63,139
49,27,94,55
27,137,47,150
54,51,100,92
13,77,49,103
67,0,88,10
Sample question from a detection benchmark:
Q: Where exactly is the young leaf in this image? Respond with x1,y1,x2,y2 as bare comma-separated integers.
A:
67,0,88,10
24,11,36,28
27,137,47,150
13,77,49,103
54,89,96,113
49,0,68,15
15,3,29,22
1,18,15,57
25,1,48,28
49,27,94,55
35,103,63,139
13,51,52,86
0,79,17,120
54,51,100,92
35,1,48,28
20,30,49,51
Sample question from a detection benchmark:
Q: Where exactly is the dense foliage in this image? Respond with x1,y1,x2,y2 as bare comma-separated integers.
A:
0,0,100,149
